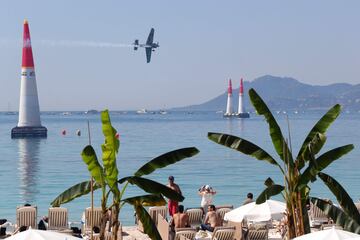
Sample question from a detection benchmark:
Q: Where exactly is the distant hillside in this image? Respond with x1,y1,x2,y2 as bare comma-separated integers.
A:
173,75,360,112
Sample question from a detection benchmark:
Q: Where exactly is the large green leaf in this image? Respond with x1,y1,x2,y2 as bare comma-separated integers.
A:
297,104,341,168
119,176,184,202
122,194,167,207
248,88,293,165
264,177,275,187
51,180,101,207
134,147,199,177
318,172,360,223
297,133,327,170
101,110,120,196
133,204,162,240
256,184,285,204
208,132,283,171
297,144,354,189
310,197,360,233
81,145,105,186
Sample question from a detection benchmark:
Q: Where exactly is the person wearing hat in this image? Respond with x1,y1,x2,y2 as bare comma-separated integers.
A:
167,176,182,216
198,185,216,215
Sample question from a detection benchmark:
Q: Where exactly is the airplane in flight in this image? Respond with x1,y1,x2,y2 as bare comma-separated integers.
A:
133,28,159,63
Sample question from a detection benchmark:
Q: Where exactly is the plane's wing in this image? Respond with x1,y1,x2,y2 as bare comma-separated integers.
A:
146,28,154,45
145,48,152,63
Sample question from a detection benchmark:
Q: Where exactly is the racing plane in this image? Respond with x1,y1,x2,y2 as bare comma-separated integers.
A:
133,28,159,63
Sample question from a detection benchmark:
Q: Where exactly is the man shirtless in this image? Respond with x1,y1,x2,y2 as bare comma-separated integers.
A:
171,205,190,229
200,205,221,232
167,176,182,216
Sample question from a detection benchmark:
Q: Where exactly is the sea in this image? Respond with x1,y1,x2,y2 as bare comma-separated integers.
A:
0,110,359,226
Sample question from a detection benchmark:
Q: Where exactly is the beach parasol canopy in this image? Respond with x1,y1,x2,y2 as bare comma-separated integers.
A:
224,199,286,223
292,227,360,240
5,228,80,240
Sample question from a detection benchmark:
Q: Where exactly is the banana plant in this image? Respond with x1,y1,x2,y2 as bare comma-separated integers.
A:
208,88,353,238
310,172,360,233
51,110,199,240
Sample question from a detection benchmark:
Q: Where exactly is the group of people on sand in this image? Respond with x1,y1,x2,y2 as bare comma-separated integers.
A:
167,176,217,217
167,176,220,232
167,175,254,234
170,204,221,232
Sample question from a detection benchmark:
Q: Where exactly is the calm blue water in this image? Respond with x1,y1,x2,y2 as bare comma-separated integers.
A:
0,111,359,226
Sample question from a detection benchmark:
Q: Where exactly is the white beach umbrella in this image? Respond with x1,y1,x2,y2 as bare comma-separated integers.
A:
292,227,360,240
224,199,286,223
5,228,80,240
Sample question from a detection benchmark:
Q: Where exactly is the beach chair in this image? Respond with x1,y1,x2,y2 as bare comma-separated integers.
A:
157,213,170,240
149,206,168,226
84,207,103,234
212,226,236,240
246,229,268,240
179,236,192,240
185,208,203,227
48,207,68,230
216,205,234,210
309,202,329,227
16,206,37,229
175,227,196,240
216,206,233,225
137,206,168,232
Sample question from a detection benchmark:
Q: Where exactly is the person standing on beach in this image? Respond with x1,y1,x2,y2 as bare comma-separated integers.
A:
167,175,182,216
198,185,216,215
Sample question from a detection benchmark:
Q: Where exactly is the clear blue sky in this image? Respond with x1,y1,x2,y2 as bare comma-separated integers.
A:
1,0,359,111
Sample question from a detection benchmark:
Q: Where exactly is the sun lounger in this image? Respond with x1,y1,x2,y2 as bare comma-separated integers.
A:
48,207,68,230
149,206,168,226
216,206,233,225
16,206,37,229
175,227,196,240
212,226,236,240
246,228,268,240
157,213,170,240
309,202,330,227
84,207,103,234
185,208,203,228
227,221,244,240
137,206,168,232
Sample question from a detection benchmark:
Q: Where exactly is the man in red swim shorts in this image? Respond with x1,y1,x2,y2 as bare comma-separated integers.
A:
167,175,182,216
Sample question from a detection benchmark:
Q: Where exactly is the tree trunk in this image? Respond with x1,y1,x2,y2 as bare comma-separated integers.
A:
112,204,120,240
99,200,108,240
287,213,297,239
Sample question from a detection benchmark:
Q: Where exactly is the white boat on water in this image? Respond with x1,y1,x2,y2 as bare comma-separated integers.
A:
136,109,148,114
85,109,98,114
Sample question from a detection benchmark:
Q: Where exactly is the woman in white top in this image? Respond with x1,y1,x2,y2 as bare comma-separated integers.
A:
198,185,217,215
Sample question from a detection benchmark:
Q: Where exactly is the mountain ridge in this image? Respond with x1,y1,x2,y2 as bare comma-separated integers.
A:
173,75,359,112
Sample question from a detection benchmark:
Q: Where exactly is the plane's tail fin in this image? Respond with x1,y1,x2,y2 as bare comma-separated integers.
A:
133,39,139,50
